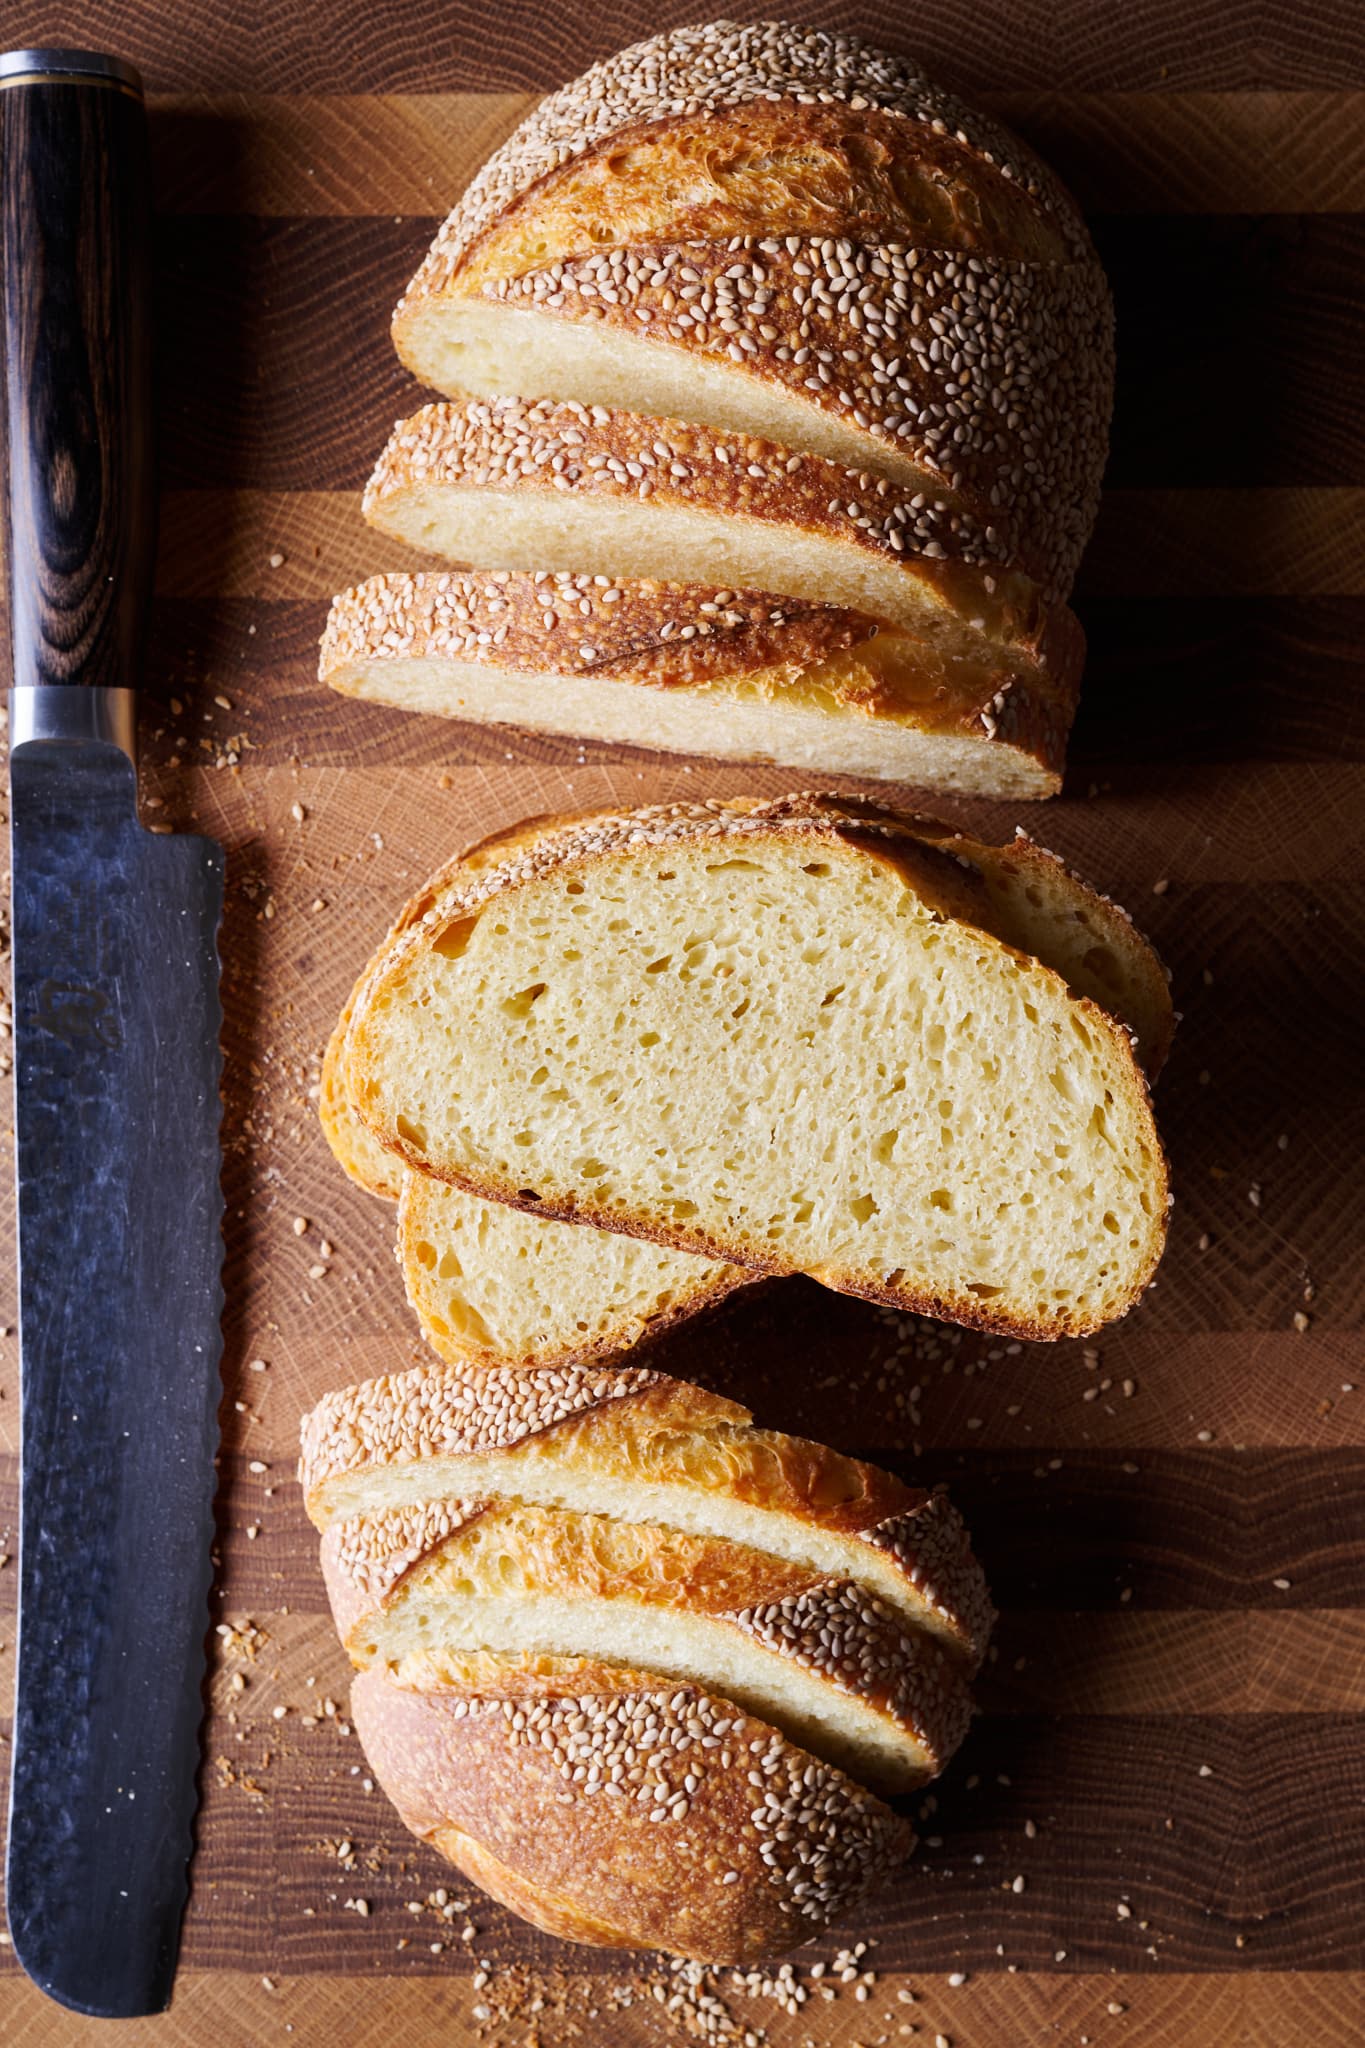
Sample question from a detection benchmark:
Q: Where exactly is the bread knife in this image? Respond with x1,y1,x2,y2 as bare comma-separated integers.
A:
1,49,224,2014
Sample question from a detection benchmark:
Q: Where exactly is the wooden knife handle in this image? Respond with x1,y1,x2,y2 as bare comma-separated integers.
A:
1,53,153,693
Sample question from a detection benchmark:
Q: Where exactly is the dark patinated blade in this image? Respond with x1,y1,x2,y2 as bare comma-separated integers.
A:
6,737,224,2017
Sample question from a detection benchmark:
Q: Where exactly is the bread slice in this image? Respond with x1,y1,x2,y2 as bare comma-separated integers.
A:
299,1364,994,1668
343,793,1169,1338
397,1172,753,1368
362,399,1084,657
351,1653,914,1962
399,22,1093,314
397,242,1112,601
322,800,1169,1364
321,571,1079,798
326,1497,972,1793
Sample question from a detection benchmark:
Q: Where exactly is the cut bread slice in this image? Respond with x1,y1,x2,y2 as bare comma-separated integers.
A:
351,1653,914,1962
404,21,1093,307
327,1498,972,1793
362,399,1083,664
397,1172,754,1369
343,792,1169,1338
322,572,1079,798
399,242,1112,600
299,1363,994,1668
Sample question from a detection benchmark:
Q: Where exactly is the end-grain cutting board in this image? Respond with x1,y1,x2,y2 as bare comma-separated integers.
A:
0,3,1362,2042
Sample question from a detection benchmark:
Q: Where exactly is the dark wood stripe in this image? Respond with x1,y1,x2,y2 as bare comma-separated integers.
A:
145,92,1365,219
43,1,1365,94
175,1711,1365,1972
146,215,1365,491
104,592,1365,770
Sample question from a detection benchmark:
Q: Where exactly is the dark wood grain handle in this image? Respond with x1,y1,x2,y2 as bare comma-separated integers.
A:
1,59,153,692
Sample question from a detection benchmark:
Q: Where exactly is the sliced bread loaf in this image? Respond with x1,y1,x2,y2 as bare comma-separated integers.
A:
321,571,1080,798
362,399,1084,649
351,1654,914,1961
397,242,1111,600
326,1496,972,1793
299,1362,993,1667
343,793,1169,1338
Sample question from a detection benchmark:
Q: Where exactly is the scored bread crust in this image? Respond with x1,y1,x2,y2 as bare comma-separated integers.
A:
362,398,1082,658
395,20,1093,317
407,240,1112,599
321,571,1079,800
342,792,1170,1340
438,98,1085,302
299,1365,995,1667
323,1496,974,1791
351,1655,915,1962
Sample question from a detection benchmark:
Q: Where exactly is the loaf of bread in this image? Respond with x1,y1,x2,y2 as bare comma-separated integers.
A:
351,1653,915,1960
299,1361,994,1665
341,793,1169,1339
332,21,1111,789
301,1357,992,1957
321,570,1080,798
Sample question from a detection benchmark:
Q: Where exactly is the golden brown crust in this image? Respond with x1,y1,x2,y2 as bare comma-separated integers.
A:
361,397,1079,665
351,1660,914,1963
397,21,1093,313
406,240,1111,598
440,99,1083,298
343,793,1170,1340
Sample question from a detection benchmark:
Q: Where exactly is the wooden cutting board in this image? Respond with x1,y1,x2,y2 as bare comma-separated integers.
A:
0,4,1362,2042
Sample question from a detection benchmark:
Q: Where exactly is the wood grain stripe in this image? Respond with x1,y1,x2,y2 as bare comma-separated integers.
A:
148,487,1365,598
147,91,1365,217
41,0,1365,94
0,1973,1360,2044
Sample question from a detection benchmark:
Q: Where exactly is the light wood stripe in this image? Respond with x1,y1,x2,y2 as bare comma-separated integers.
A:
0,1971,1359,2044
147,91,1365,217
151,488,1365,599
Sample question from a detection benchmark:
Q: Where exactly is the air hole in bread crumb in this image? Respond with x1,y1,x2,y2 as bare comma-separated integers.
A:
967,1281,1003,1299
501,982,547,1019
639,1031,661,1048
850,1193,878,1225
803,862,831,876
432,915,479,960
414,1238,437,1270
396,1115,427,1151
645,956,672,974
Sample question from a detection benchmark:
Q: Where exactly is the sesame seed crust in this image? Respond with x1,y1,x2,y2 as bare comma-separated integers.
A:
299,1360,671,1503
351,1658,914,1961
439,98,1085,302
320,569,1079,785
454,239,1111,597
864,1491,998,1667
331,1495,973,1785
364,391,1037,595
395,19,1092,320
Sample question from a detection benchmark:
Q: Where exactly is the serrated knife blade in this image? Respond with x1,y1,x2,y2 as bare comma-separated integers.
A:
1,50,226,2016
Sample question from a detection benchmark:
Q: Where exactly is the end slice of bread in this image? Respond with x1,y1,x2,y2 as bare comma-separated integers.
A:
351,1654,914,1962
344,793,1169,1339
